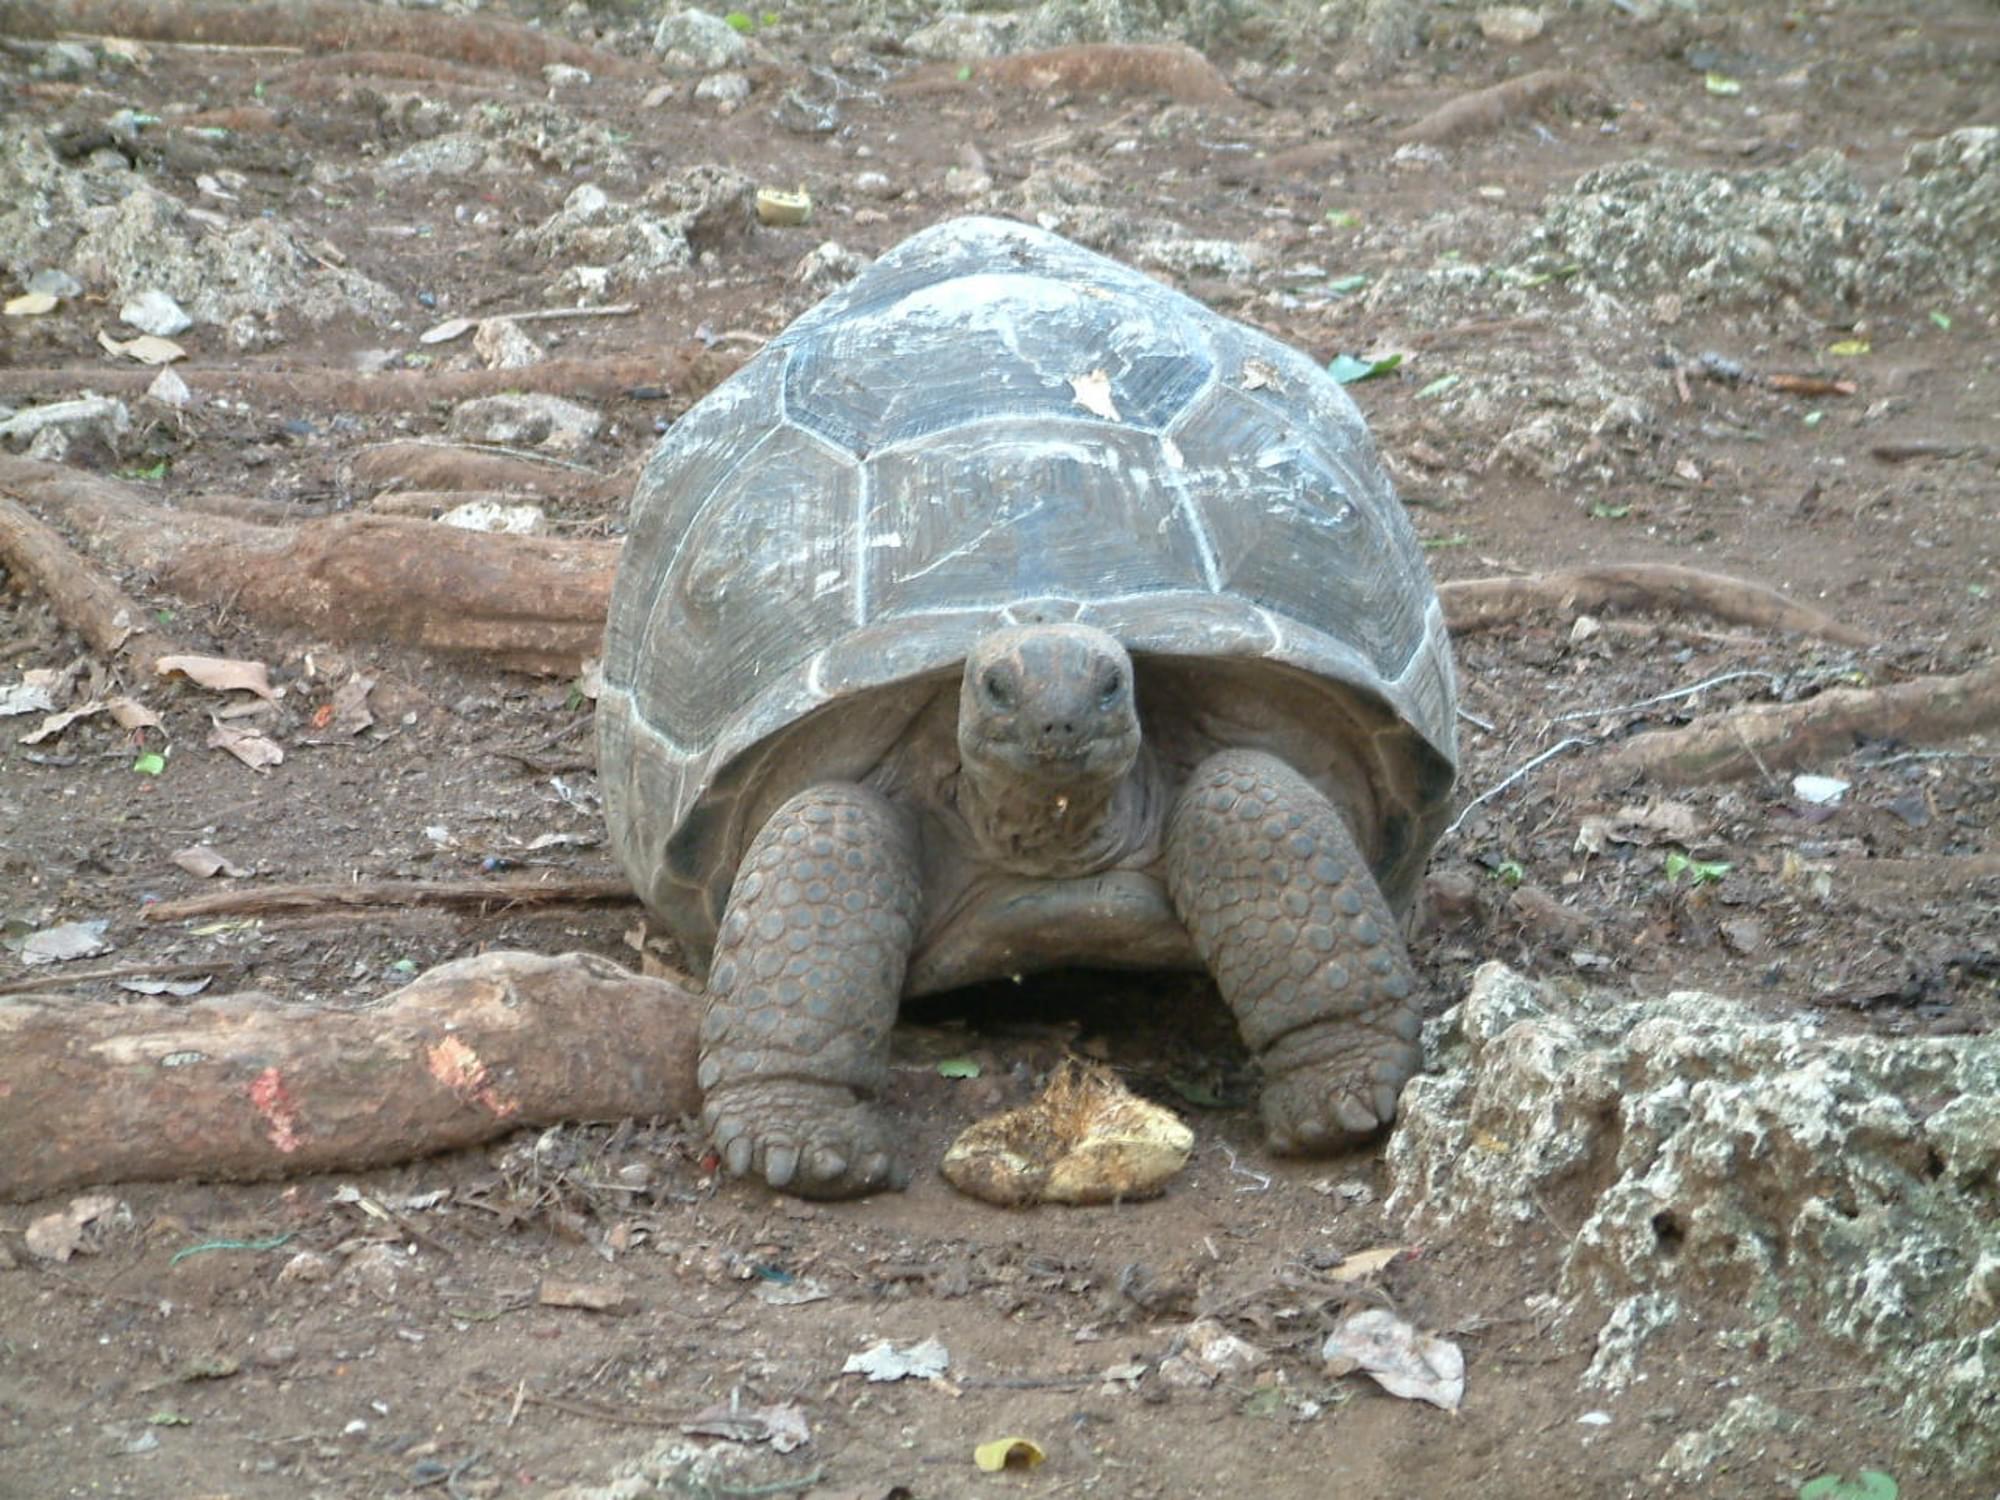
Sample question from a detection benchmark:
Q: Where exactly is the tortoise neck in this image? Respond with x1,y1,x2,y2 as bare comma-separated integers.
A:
957,760,1140,878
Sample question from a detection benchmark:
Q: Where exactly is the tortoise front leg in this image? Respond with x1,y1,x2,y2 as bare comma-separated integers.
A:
1165,749,1423,1152
699,783,921,1198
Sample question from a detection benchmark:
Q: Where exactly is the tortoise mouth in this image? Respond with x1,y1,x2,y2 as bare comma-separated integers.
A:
969,732,1138,787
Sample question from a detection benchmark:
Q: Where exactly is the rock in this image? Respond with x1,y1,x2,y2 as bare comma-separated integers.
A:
527,167,757,289
1158,1318,1265,1386
446,393,600,452
943,165,993,199
542,63,592,88
792,241,871,294
693,71,751,109
144,367,192,409
1018,0,1250,50
1520,127,2000,307
69,185,398,327
652,9,751,71
120,288,192,337
26,268,84,299
903,12,1019,61
0,395,132,454
472,316,542,369
34,41,97,81
1477,6,1545,44
439,500,548,535
1660,1395,1802,1482
1385,963,2000,1481
852,170,899,200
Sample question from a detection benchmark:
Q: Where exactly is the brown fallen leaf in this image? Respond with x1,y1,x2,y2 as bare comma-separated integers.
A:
172,844,253,879
156,654,281,702
97,330,187,365
25,1194,120,1262
106,696,163,731
206,717,284,771
538,1278,629,1312
1325,1245,1411,1282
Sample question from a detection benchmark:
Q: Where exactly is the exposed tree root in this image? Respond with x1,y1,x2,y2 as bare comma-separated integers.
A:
900,43,1236,104
346,442,612,504
141,877,637,924
2,457,618,675
1396,69,1606,145
1440,564,1874,647
0,951,700,1203
0,495,185,673
0,0,632,77
1593,662,2000,787
0,350,742,414
280,49,518,87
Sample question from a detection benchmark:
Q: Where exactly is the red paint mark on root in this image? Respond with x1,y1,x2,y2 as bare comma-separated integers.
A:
248,1065,305,1153
426,1036,520,1119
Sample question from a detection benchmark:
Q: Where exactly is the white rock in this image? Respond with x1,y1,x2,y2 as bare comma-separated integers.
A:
1478,6,1546,45
651,10,749,70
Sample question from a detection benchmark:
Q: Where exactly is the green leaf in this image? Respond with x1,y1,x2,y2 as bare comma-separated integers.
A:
1421,531,1472,550
1928,310,1951,331
132,751,166,776
1327,351,1402,384
1827,338,1870,357
1326,273,1369,295
148,1411,193,1426
936,1057,981,1079
389,958,419,975
1415,373,1460,400
1493,860,1524,887
1803,410,1825,427
119,460,169,481
1324,209,1361,229
955,63,972,81
1704,72,1742,95
1166,1074,1227,1108
1589,502,1630,520
723,10,755,31
1664,851,1731,886
1514,262,1582,288
1799,1473,1897,1500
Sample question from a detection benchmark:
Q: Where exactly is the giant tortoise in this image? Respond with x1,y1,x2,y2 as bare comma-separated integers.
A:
598,216,1458,1198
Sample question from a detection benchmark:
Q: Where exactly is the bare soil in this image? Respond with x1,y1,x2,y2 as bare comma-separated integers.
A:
2,3,1996,1498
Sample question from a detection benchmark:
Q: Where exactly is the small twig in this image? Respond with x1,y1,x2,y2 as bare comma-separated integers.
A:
141,876,636,923
1549,669,1785,725
464,1383,688,1431
1455,705,1498,735
0,960,240,998
1217,1144,1272,1193
1445,737,1595,837
500,304,637,325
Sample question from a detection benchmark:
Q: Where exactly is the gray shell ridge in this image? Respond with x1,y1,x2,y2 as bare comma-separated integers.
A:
599,215,1458,962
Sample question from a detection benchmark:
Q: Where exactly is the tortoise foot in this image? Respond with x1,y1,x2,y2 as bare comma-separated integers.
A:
1165,748,1426,1157
704,1081,910,1199
1255,1019,1421,1154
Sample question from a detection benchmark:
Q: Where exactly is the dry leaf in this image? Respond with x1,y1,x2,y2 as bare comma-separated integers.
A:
207,718,284,771
5,292,58,317
1322,1308,1465,1410
1069,368,1121,421
22,919,113,965
1324,1245,1409,1282
19,701,106,745
973,1437,1046,1473
419,316,475,345
843,1337,949,1383
97,330,186,365
25,1194,119,1262
106,697,163,731
172,844,252,879
156,654,280,701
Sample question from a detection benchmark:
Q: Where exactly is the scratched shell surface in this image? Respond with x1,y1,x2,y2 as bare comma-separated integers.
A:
599,216,1458,959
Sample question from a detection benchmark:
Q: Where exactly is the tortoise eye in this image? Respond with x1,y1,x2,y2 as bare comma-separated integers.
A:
983,669,1013,708
1098,671,1124,708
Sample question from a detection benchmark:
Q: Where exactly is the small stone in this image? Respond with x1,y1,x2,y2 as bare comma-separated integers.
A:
446,392,600,452
853,171,898,200
121,288,193,337
26,268,84,299
694,71,751,109
903,12,1016,61
542,63,592,87
944,166,993,199
651,10,750,71
1478,6,1546,44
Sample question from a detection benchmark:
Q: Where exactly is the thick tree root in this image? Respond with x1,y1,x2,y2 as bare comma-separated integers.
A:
0,0,632,77
1397,69,1606,145
1440,564,1874,647
1593,662,2000,786
0,350,740,413
140,877,637,924
0,495,186,673
0,951,701,1204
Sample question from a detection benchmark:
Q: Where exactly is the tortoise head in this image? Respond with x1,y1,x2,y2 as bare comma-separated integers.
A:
958,623,1140,791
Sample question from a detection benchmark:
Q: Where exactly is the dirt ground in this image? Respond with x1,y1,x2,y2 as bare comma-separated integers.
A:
1,1,1996,1497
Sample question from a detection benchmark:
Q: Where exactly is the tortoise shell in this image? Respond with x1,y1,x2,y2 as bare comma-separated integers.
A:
599,216,1457,970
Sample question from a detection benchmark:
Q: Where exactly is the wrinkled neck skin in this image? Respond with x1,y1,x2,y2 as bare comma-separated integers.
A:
957,754,1145,878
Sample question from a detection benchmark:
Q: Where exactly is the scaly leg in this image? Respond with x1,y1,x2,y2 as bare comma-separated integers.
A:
1165,750,1422,1152
699,783,921,1197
